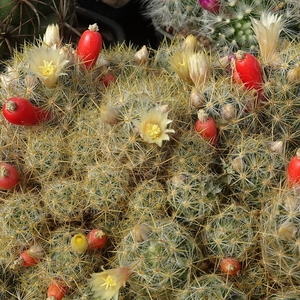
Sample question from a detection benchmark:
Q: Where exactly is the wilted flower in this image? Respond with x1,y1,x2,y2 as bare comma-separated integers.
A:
88,267,132,300
133,108,175,147
43,24,61,48
25,44,69,88
169,51,193,85
278,222,297,240
251,12,285,63
188,52,211,88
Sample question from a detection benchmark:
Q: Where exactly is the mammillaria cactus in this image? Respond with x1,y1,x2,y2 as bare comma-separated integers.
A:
117,218,202,298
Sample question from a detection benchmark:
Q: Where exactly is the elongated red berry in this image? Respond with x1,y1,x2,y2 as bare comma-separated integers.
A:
87,229,107,249
77,23,102,70
195,109,218,146
234,50,263,94
287,148,300,187
0,163,19,190
2,97,52,126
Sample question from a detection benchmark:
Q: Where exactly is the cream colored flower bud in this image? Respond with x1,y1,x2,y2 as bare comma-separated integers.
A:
43,24,61,48
232,157,245,173
181,34,197,53
221,103,236,120
171,173,188,187
278,222,297,240
132,224,150,242
190,87,205,110
100,106,119,125
270,140,283,154
134,45,149,65
287,66,300,83
188,52,211,88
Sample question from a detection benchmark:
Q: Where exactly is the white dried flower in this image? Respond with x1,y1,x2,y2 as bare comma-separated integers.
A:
88,267,132,300
278,222,297,240
43,24,61,48
251,12,285,64
133,108,175,147
25,44,69,88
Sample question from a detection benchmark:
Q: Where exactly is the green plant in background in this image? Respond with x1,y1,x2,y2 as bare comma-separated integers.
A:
143,0,300,52
0,0,76,59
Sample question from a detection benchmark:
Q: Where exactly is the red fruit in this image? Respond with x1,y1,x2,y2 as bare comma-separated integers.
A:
195,109,218,146
47,279,69,300
20,251,39,266
2,97,52,126
77,23,102,70
0,163,18,190
287,148,300,187
100,73,116,87
220,257,241,275
234,50,264,98
87,229,107,249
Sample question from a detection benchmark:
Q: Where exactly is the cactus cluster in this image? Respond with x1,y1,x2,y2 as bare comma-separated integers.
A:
143,0,300,52
1,9,300,300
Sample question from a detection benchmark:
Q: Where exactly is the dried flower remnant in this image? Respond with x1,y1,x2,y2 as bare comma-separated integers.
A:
133,108,175,147
278,222,297,240
251,12,285,64
134,45,149,65
25,44,69,88
88,267,132,300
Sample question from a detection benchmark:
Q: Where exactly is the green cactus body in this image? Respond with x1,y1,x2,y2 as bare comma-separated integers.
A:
83,161,130,231
127,178,168,221
166,171,220,230
260,187,300,286
40,226,102,285
221,133,286,208
117,218,201,296
176,273,247,300
202,203,257,260
41,179,87,223
265,289,300,300
0,191,47,243
25,127,69,179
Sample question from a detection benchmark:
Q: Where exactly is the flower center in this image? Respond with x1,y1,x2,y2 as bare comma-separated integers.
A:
145,123,161,139
39,60,56,77
101,275,116,290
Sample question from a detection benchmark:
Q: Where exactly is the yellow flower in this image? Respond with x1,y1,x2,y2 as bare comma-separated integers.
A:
88,267,132,300
251,12,285,64
43,24,61,48
25,44,69,88
70,233,89,254
134,108,175,147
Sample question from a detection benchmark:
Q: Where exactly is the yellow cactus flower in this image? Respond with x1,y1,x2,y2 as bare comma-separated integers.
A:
88,267,132,300
133,108,175,147
25,44,69,88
